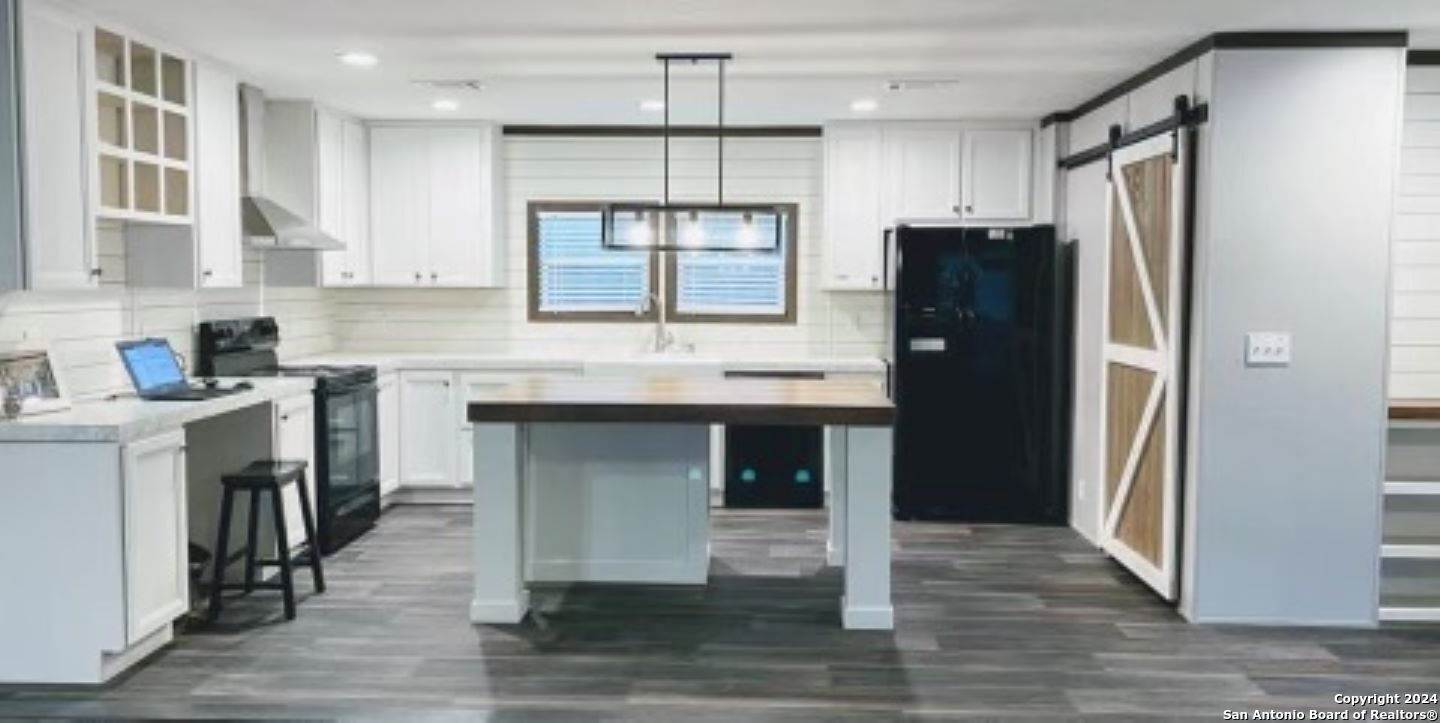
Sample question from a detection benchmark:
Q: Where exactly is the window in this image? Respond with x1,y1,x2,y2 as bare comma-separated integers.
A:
528,203,656,322
528,202,797,323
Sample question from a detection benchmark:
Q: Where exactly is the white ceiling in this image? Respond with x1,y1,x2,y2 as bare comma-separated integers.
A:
67,0,1440,124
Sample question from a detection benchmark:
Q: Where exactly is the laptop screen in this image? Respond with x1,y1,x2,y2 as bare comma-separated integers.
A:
117,339,186,395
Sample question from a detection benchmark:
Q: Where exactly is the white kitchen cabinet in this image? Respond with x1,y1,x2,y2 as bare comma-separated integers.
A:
120,429,188,645
20,2,96,289
369,124,503,288
961,128,1033,222
822,124,886,291
274,393,316,552
192,60,243,288
263,102,368,287
884,124,963,222
321,118,371,286
377,372,400,498
399,371,458,487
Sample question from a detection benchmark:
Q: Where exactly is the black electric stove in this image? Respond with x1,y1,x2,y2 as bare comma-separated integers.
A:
196,317,379,555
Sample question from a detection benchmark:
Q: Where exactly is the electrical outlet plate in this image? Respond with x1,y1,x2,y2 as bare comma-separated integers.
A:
1245,332,1291,367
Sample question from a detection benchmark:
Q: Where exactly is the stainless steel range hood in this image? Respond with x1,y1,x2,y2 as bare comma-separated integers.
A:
238,84,342,251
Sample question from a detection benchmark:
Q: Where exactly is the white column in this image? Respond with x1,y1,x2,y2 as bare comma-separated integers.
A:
841,425,894,630
470,422,529,623
825,426,847,566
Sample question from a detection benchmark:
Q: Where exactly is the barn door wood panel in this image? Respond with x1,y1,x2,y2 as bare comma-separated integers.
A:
1098,132,1188,600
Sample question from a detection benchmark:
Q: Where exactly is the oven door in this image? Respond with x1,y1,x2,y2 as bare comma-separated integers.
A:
321,381,379,552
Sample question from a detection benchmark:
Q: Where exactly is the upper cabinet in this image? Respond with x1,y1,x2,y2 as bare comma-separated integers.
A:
961,128,1033,222
262,102,371,287
822,121,1035,290
191,60,243,288
318,116,370,286
369,124,503,288
20,2,95,288
884,124,963,222
92,27,192,223
822,124,886,291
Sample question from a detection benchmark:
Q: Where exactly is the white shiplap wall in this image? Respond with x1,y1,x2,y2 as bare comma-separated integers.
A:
0,224,336,400
330,135,887,359
1393,65,1440,398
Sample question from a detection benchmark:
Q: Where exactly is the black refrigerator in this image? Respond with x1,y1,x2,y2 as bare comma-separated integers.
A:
891,224,1073,524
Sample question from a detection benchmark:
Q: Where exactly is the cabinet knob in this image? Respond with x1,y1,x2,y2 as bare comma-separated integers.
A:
203,269,213,277
430,272,438,282
964,205,974,214
89,268,102,278
952,205,960,214
414,272,422,282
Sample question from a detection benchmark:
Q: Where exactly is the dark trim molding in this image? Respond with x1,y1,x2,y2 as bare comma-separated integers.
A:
1050,31,1408,128
504,125,822,138
1410,50,1440,66
1057,100,1209,171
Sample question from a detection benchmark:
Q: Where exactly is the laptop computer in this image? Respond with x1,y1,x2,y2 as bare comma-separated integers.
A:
116,338,237,401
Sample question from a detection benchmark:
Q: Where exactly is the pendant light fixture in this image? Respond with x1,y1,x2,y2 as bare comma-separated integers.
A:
603,53,784,252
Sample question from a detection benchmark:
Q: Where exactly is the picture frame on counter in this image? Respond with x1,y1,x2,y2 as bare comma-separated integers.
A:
0,346,70,419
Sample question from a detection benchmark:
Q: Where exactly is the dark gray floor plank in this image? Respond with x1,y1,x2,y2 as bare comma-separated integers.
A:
0,506,1436,721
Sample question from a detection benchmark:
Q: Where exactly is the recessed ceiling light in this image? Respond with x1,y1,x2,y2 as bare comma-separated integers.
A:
850,98,878,113
432,98,460,112
640,99,666,113
337,51,379,68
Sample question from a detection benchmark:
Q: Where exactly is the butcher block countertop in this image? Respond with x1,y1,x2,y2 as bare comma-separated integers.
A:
1390,399,1440,421
467,377,895,427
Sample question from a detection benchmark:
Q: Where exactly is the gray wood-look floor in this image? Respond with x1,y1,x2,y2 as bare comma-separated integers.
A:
3,506,1439,721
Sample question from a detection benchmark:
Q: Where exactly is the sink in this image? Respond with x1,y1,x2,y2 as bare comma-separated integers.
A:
584,354,723,378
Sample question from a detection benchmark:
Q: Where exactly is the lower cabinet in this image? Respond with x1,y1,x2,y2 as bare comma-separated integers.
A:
273,393,317,551
377,372,400,497
399,371,459,487
120,430,189,645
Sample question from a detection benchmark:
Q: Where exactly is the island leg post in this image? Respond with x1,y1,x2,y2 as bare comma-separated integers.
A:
471,422,529,624
826,426,847,566
840,425,894,630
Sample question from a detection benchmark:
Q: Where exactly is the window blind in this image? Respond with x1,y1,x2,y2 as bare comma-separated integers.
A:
535,209,650,313
674,213,788,316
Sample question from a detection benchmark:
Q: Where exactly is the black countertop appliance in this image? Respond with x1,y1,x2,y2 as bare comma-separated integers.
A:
196,317,380,554
891,224,1073,524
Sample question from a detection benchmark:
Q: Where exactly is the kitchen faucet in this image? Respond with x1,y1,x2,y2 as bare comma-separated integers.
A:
637,291,677,353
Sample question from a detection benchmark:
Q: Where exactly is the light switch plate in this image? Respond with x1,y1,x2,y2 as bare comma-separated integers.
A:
1245,332,1291,367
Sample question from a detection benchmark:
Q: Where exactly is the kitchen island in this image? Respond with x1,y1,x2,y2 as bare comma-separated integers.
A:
467,376,897,630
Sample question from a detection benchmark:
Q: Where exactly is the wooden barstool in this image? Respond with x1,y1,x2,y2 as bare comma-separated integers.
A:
208,460,325,622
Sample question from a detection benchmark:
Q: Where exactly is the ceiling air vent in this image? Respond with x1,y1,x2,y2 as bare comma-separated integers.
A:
884,79,961,93
411,79,485,93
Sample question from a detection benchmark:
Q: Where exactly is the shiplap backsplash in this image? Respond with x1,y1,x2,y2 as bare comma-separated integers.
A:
330,135,888,359
1393,66,1440,398
0,224,336,400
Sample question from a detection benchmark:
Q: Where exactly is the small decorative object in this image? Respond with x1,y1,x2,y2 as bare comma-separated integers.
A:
0,347,70,419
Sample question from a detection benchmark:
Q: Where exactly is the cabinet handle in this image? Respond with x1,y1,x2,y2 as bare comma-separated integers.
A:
414,272,422,283
89,268,102,278
203,269,213,277
964,205,974,214
430,272,438,282
952,205,960,214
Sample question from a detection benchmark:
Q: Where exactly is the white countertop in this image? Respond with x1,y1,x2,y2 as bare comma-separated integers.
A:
0,377,314,445
292,351,888,376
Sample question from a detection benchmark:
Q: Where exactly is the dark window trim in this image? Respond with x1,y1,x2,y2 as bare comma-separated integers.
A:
1041,30,1408,129
662,203,799,325
526,201,660,324
1411,50,1440,66
505,125,821,138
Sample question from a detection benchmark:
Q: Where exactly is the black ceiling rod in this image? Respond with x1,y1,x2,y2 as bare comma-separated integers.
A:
717,57,725,206
663,56,670,206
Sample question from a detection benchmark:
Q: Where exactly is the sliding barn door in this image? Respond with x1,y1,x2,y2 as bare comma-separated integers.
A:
1098,133,1188,600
